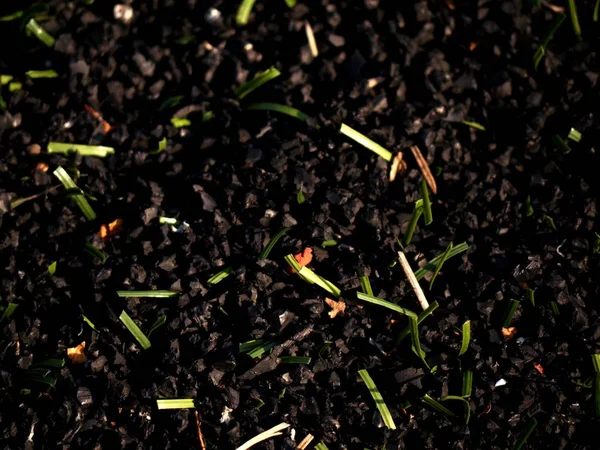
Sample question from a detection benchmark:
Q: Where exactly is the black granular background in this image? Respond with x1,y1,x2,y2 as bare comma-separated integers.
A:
1,1,599,449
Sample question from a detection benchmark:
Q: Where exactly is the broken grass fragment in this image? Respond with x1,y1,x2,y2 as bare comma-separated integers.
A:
397,251,430,310
462,370,473,398
280,356,311,364
246,102,310,121
419,178,433,226
235,423,290,450
48,261,57,276
458,320,471,356
359,275,374,296
119,310,151,350
422,394,456,418
53,167,96,220
340,123,392,161
503,299,520,328
207,267,232,284
235,0,257,26
461,120,486,131
567,0,581,40
403,199,423,246
413,242,469,280
259,227,292,260
357,369,396,430
284,254,341,297
234,66,281,99
429,242,453,289
170,117,191,128
157,399,195,410
48,142,115,157
116,290,178,298
26,18,55,47
84,242,107,263
26,70,58,79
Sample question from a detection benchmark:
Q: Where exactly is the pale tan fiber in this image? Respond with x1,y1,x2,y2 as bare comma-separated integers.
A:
410,145,437,194
389,152,405,182
296,434,314,449
305,22,318,57
235,423,290,450
397,251,430,310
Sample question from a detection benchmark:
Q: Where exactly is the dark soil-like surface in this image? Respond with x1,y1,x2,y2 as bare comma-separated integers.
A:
1,1,600,449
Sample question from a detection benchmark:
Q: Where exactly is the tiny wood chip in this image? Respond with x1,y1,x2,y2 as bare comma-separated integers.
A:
410,145,437,194
325,298,346,318
67,341,87,363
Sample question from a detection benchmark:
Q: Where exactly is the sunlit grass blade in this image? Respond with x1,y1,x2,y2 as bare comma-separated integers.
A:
53,167,96,220
246,102,310,121
458,320,471,356
461,120,486,131
321,240,337,248
239,339,264,353
595,0,600,22
297,187,306,204
247,341,277,359
525,195,534,217
403,199,423,246
542,215,557,231
414,242,469,280
357,369,396,430
26,70,58,79
280,356,311,364
26,18,55,47
48,261,57,276
526,288,535,306
48,142,115,157
440,395,471,424
340,123,392,162
503,299,520,328
285,0,297,6
285,254,341,298
534,13,566,69
147,315,166,337
1,302,18,322
0,10,23,21
567,0,581,40
593,354,600,373
593,354,600,417
259,227,292,260
149,137,167,155
82,314,99,332
84,242,107,263
422,394,456,418
429,242,453,289
409,315,428,368
396,301,439,344
315,443,329,450
462,370,473,398
419,178,433,225
568,127,582,142
116,290,178,298
9,81,22,92
234,66,281,99
119,310,151,350
0,75,13,84
512,418,538,450
360,275,374,296
207,267,232,284
236,0,257,26
170,117,191,128
156,399,195,410
356,292,418,318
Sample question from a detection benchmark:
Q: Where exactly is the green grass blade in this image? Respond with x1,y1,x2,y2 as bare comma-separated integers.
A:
512,418,538,450
207,267,232,284
119,310,151,350
147,315,167,337
414,242,469,281
156,399,195,410
0,75,13,84
340,123,392,161
567,0,581,40
25,70,58,79
239,339,264,353
285,0,297,7
284,254,341,297
461,120,486,131
116,290,179,298
595,374,600,417
259,227,292,260
593,354,600,373
234,66,281,99
429,242,453,290
48,261,57,276
403,200,423,246
0,11,24,21
422,394,456,418
534,13,566,69
53,167,96,220
84,242,107,263
246,102,310,121
525,195,534,217
462,370,473,398
297,187,306,204
356,292,418,318
32,358,65,369
236,0,257,25
1,303,18,322
321,240,337,248
526,288,535,306
170,117,191,128
419,178,433,225
280,356,311,364
48,142,115,157
503,299,520,328
149,137,168,155
25,18,55,47
315,443,329,450
396,301,439,344
458,320,471,356
357,369,396,430
159,95,183,111
441,395,471,424
82,314,99,332
552,134,572,154
568,127,582,142
409,315,428,368
595,0,600,22
360,275,374,296
247,341,277,359
595,232,600,254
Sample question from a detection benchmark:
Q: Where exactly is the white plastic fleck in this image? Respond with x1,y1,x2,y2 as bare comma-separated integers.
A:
495,378,507,387
114,4,133,24
220,406,233,424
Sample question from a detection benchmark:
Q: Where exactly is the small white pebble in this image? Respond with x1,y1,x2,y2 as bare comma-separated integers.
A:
495,378,507,387
114,4,134,24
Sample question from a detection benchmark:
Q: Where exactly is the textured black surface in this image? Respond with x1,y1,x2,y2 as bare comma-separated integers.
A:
1,1,600,449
